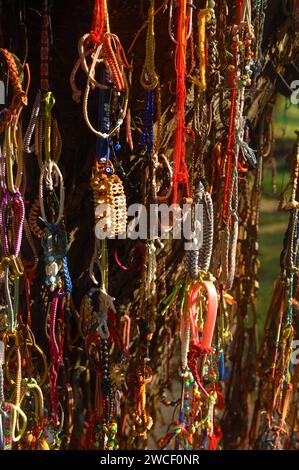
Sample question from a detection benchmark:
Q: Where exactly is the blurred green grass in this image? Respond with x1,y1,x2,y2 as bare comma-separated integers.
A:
273,94,299,140
256,95,299,341
257,204,288,340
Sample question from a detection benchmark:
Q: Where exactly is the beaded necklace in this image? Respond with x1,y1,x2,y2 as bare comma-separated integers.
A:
24,1,71,444
0,43,35,449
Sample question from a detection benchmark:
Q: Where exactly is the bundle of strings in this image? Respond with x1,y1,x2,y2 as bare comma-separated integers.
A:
0,49,28,135
222,88,237,222
90,0,106,45
185,181,214,278
172,0,189,204
160,415,191,450
221,1,243,222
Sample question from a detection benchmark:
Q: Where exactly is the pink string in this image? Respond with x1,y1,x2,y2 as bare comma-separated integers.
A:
187,281,218,350
114,240,145,273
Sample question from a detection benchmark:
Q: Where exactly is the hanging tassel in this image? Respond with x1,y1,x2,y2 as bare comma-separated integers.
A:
237,134,257,169
208,432,217,450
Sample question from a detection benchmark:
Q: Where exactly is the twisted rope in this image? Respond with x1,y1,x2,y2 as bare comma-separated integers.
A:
185,181,214,278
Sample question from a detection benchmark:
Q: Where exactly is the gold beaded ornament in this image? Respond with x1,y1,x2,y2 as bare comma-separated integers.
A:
90,160,127,239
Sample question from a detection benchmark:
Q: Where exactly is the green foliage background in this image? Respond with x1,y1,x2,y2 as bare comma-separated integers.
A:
257,95,299,340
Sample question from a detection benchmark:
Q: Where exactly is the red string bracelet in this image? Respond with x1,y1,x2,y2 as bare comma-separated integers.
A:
172,0,190,205
89,0,105,45
235,0,244,26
